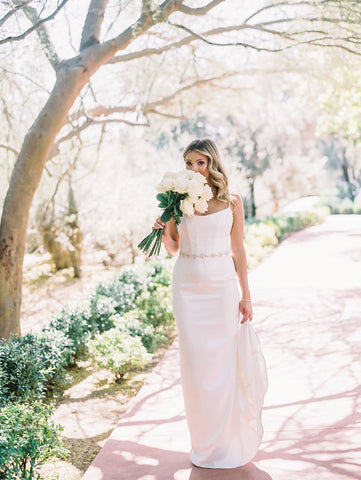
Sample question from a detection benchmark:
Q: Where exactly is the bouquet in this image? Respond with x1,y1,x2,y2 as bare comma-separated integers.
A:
138,170,213,257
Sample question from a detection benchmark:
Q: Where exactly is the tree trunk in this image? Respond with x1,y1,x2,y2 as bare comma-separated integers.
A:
249,179,256,218
0,45,115,339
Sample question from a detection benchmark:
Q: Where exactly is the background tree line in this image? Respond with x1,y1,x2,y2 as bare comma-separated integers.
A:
1,0,361,339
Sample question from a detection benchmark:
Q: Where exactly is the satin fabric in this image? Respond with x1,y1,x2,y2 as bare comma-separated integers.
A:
172,207,267,468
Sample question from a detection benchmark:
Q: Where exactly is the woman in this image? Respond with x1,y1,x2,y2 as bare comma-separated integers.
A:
153,138,267,469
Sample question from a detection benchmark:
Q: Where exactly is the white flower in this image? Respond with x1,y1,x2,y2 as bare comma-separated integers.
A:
192,171,207,183
200,184,213,201
194,198,208,214
187,178,204,197
180,198,195,216
173,171,190,194
186,195,198,204
156,172,175,193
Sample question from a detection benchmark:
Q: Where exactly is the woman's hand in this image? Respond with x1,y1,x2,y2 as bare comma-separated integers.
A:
152,217,172,242
239,299,253,324
152,217,165,230
152,216,180,256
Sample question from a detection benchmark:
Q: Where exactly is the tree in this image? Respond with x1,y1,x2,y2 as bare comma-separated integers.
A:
1,0,361,339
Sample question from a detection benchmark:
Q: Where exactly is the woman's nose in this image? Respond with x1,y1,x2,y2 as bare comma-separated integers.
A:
191,165,198,172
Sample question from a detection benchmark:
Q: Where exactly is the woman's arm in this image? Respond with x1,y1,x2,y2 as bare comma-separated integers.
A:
230,194,253,323
153,216,180,256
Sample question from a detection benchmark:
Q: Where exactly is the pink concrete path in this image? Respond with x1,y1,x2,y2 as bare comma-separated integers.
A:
82,215,361,480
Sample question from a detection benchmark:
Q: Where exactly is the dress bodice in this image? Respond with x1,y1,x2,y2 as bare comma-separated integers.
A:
178,207,233,257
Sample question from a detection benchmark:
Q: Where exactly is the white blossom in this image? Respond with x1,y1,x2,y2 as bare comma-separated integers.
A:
187,178,205,197
200,184,213,201
180,198,195,216
194,198,208,214
156,172,176,193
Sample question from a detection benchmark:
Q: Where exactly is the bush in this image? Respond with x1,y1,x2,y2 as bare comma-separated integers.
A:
134,285,173,330
95,268,146,316
243,207,330,267
0,332,71,405
47,302,93,365
143,261,173,291
112,312,165,353
324,196,361,215
88,294,118,333
0,401,66,480
88,329,150,382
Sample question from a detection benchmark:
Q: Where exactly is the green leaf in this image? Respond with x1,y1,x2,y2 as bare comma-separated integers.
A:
161,211,172,222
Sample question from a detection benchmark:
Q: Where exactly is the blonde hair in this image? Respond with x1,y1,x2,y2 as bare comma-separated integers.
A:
183,138,237,208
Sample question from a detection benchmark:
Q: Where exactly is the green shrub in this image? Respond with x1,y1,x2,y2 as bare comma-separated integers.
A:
112,312,165,353
34,329,72,391
243,207,330,267
143,261,172,291
88,329,150,382
0,332,71,405
134,285,173,330
95,268,146,316
245,223,278,247
0,401,66,480
47,302,92,365
88,294,118,333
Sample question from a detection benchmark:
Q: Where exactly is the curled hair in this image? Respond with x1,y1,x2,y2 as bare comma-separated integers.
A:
183,138,237,209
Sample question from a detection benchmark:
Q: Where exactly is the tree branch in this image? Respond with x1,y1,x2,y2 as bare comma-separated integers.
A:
179,0,225,15
110,0,184,50
0,144,19,156
50,117,149,157
0,1,31,28
168,21,361,53
109,11,361,65
20,4,60,69
80,0,109,51
68,73,233,123
0,0,70,46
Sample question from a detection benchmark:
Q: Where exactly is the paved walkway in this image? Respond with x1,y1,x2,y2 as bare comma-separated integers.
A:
82,215,361,480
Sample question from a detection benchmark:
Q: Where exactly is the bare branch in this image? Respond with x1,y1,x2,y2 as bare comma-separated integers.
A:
147,109,186,120
80,0,109,51
109,12,361,65
168,21,361,54
179,0,225,15
20,4,60,69
0,144,19,156
51,117,149,156
0,1,31,28
69,73,233,123
0,0,70,46
110,0,184,50
108,35,196,63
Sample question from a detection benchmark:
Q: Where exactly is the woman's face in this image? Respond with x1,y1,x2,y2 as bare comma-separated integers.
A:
184,151,210,182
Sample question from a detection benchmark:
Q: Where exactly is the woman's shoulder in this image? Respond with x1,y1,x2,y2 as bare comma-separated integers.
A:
228,190,243,212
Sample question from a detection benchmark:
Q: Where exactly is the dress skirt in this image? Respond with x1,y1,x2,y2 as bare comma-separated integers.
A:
172,208,267,468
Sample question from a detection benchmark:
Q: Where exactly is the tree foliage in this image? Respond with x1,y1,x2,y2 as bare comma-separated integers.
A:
1,0,361,339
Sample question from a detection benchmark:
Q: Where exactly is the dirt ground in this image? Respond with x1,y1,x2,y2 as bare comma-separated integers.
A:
21,250,174,479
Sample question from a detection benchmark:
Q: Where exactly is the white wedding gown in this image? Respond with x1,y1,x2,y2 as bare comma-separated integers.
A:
172,206,268,469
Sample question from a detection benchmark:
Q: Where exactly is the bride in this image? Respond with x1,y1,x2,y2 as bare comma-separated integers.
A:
153,138,267,469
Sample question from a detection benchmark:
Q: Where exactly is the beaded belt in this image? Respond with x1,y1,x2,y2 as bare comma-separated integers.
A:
179,250,230,259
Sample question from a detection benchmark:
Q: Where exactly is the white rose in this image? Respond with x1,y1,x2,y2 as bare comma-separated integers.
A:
156,172,175,193
201,184,213,201
191,171,207,183
180,198,195,216
194,198,209,214
173,172,190,194
186,195,198,204
187,178,204,197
